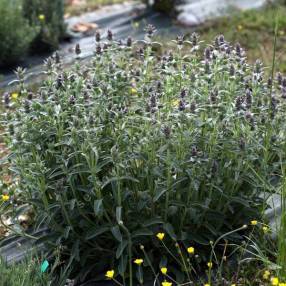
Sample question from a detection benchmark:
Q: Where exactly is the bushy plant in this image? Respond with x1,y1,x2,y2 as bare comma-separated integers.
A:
3,28,286,283
22,0,65,51
0,0,38,67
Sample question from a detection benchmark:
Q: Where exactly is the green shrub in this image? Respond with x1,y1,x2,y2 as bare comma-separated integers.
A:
3,29,286,283
22,0,65,51
0,0,38,67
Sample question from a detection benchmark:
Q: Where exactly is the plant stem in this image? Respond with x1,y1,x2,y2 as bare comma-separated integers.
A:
120,223,133,286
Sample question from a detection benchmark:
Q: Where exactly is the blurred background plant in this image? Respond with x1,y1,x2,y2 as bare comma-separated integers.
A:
0,0,38,67
22,0,66,52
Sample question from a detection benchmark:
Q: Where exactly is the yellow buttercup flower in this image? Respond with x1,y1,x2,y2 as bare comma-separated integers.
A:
187,246,195,254
263,226,269,233
1,194,10,201
272,277,279,286
105,270,114,279
204,284,211,286
161,267,167,275
11,93,19,100
237,24,243,31
171,99,180,107
263,270,271,280
207,262,213,268
251,220,258,226
156,232,165,240
279,283,286,286
134,258,143,265
162,281,172,286
38,14,45,21
131,87,137,94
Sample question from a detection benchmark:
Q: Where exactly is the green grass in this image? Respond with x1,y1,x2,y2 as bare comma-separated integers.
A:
278,175,286,279
0,257,51,286
196,3,286,72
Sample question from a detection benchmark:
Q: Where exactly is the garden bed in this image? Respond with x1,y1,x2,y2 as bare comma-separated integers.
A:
1,1,286,286
1,25,286,285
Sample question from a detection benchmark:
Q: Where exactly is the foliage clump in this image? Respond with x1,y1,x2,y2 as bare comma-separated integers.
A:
22,0,65,51
3,28,286,282
0,0,38,67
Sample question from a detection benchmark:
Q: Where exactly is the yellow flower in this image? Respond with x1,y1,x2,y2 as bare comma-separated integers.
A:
156,232,165,240
162,281,172,286
279,283,286,286
207,262,213,268
251,220,258,226
131,87,137,94
11,93,19,100
187,246,195,254
204,284,211,286
263,226,269,233
38,14,45,21
231,284,236,286
171,99,180,107
1,194,9,201
263,270,271,280
272,277,280,286
134,258,143,265
161,267,167,275
105,270,114,279
237,24,243,31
